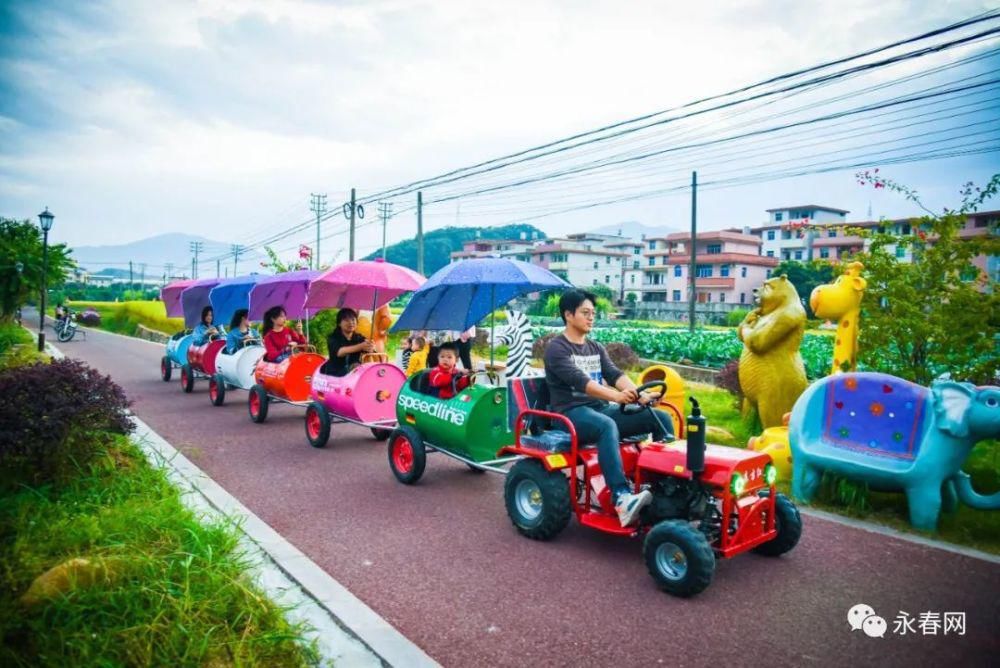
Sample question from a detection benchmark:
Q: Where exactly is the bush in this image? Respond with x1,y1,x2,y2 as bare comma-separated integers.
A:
714,359,742,397
605,342,640,370
726,308,751,327
0,322,31,355
0,359,133,483
79,308,101,326
532,332,559,361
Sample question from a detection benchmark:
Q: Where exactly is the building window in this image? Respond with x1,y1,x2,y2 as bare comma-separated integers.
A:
674,265,682,277
820,248,830,259
633,247,641,254
767,230,775,240
782,250,791,260
766,250,775,257
782,230,792,240
705,292,712,303
649,257,656,266
672,290,681,302
741,266,747,277
766,269,772,278
775,212,783,221
606,256,612,264
796,229,804,238
696,265,712,278
661,256,668,265
719,293,726,303
633,260,639,269
740,292,746,304
538,254,545,261
648,241,656,250
630,275,635,284
592,279,598,285
707,244,722,254
593,261,599,269
794,250,803,260
895,245,906,258
828,229,836,238
720,264,730,277
605,275,611,284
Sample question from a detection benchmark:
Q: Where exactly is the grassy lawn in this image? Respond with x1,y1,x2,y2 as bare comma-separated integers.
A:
67,300,184,337
0,436,318,667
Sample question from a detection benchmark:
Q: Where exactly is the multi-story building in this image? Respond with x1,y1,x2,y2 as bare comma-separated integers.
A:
450,237,537,262
606,239,645,302
752,205,850,260
527,243,628,289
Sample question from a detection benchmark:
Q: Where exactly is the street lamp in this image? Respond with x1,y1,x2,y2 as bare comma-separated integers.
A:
37,207,54,351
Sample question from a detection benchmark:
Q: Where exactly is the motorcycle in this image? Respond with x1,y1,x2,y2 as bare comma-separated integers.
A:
55,311,78,342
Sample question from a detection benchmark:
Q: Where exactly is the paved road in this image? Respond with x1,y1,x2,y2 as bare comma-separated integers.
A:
44,318,999,666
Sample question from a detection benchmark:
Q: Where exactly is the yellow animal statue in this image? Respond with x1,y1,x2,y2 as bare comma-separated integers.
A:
810,261,867,374
356,304,393,353
639,364,686,437
737,275,808,429
747,412,794,481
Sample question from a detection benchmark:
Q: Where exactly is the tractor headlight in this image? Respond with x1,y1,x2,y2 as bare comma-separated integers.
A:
764,463,778,486
730,472,746,497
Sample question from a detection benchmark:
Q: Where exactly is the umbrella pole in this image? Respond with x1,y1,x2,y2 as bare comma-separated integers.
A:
489,285,495,369
305,308,310,343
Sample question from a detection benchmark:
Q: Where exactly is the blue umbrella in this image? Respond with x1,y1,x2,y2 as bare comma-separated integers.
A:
209,274,262,326
391,258,569,366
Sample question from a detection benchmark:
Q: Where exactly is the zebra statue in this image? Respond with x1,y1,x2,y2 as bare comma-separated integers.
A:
487,309,538,379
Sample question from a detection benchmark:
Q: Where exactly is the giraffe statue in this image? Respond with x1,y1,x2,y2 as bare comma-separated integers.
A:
809,261,867,375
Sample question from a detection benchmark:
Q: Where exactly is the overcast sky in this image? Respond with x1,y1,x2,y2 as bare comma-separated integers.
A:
1,0,998,268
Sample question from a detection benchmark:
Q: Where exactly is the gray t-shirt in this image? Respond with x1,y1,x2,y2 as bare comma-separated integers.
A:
543,333,624,413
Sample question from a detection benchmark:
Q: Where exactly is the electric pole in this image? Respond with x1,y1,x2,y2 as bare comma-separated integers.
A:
216,258,221,278
688,171,698,333
417,191,424,276
231,243,245,275
129,260,134,292
378,201,393,260
341,188,363,261
189,241,204,279
139,263,146,293
309,193,327,269
165,262,174,283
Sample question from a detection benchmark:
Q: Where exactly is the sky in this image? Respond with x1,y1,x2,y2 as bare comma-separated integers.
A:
1,0,998,272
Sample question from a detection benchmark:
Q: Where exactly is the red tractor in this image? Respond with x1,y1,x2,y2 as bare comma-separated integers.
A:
500,380,802,597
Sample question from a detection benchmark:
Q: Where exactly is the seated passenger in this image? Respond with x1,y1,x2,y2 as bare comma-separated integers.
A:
405,335,429,377
262,306,305,363
225,308,258,354
192,306,223,345
428,342,472,400
320,308,375,376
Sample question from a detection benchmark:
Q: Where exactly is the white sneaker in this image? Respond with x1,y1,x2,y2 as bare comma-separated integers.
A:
615,489,652,527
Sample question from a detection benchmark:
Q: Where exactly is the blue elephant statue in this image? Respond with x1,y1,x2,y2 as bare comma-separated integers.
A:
788,372,1000,531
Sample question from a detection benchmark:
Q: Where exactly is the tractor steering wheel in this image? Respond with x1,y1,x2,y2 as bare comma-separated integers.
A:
619,380,668,415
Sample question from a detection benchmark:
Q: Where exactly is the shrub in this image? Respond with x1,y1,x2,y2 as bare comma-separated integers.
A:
605,342,640,370
0,359,133,483
726,308,751,327
79,308,101,326
532,332,559,361
0,322,31,355
715,359,742,397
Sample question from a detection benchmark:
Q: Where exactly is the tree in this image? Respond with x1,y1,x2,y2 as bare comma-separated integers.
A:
0,217,75,322
848,171,1000,385
771,260,835,319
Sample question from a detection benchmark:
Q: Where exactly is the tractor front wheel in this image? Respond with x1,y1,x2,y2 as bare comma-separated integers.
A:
752,492,802,557
504,459,571,541
305,402,332,448
180,365,194,393
160,356,172,382
248,384,269,423
643,520,715,597
209,374,226,406
388,426,426,485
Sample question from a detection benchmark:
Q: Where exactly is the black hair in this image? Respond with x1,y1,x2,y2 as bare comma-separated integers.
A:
230,308,249,330
437,341,459,355
336,308,359,327
261,306,285,336
200,305,214,325
558,289,597,323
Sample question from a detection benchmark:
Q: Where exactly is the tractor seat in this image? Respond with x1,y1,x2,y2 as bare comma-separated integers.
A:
519,430,574,453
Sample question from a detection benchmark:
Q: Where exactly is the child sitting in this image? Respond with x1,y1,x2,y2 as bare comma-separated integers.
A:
400,336,414,370
225,309,258,354
428,341,472,399
405,336,428,377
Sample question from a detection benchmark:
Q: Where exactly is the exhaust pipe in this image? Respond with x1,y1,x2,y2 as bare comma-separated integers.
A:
686,397,706,477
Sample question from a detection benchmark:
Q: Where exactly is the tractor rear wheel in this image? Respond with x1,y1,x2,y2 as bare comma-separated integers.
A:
643,520,715,597
248,384,269,423
160,356,172,382
752,492,802,557
388,426,426,484
305,402,332,448
370,427,392,441
504,459,571,541
180,364,194,393
209,374,226,406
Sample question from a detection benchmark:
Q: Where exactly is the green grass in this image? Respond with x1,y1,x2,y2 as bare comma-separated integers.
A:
67,301,185,337
0,436,319,667
0,322,32,355
0,322,47,370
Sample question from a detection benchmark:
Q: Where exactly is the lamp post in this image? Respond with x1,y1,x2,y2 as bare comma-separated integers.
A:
37,207,54,351
15,262,24,325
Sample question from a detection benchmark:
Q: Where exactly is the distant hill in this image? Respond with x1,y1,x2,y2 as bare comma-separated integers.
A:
588,220,678,240
362,224,548,276
72,232,265,276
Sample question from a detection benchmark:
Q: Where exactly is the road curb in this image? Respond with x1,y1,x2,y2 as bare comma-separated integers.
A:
38,332,441,668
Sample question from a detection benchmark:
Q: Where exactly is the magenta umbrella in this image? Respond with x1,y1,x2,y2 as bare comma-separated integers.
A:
248,270,321,321
304,259,425,311
180,278,223,328
161,279,197,318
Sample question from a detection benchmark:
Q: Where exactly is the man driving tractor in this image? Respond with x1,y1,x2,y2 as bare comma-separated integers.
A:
544,289,674,527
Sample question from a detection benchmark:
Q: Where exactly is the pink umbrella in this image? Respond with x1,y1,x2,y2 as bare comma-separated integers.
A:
304,259,425,311
161,279,197,318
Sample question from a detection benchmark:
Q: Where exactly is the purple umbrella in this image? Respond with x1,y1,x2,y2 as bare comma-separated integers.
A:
248,270,321,321
161,279,197,318
180,278,223,328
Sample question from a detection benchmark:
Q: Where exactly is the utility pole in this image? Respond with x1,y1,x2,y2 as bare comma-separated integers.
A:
129,260,134,293
688,171,697,334
139,263,146,294
189,241,204,279
416,191,424,276
309,193,327,269
231,243,244,275
378,201,393,260
341,188,363,261
165,262,174,283
216,258,221,278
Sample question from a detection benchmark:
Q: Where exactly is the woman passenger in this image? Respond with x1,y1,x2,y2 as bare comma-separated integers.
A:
321,308,375,376
225,308,258,354
192,306,222,345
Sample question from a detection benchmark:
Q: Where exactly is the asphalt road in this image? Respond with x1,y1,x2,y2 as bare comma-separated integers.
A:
42,318,1000,667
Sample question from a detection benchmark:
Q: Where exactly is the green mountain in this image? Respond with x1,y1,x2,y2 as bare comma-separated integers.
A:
363,224,547,276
